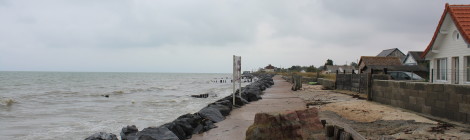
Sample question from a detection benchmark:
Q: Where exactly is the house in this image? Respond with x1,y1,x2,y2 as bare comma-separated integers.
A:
263,64,275,72
359,56,429,79
377,48,406,62
403,51,427,66
323,65,356,74
422,4,470,85
358,56,403,74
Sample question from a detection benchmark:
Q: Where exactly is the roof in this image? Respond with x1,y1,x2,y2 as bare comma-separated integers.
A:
367,65,428,72
422,3,470,58
264,64,275,69
325,65,355,72
359,56,403,66
377,48,401,57
404,51,424,63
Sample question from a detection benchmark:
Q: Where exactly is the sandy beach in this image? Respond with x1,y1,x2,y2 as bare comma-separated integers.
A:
296,84,470,139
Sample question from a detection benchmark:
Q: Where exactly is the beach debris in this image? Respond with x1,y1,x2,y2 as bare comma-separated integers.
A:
306,100,331,106
85,132,118,140
191,93,208,98
428,123,454,133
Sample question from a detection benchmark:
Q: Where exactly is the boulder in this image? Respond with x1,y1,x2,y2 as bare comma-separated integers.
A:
164,116,197,140
246,108,324,140
121,125,138,140
207,103,231,116
198,107,224,123
135,126,179,140
85,132,118,140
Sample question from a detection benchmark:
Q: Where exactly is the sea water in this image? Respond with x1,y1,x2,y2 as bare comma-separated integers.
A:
0,71,236,140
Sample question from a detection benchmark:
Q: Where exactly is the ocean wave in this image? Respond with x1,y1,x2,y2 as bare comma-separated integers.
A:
149,86,178,91
0,97,16,106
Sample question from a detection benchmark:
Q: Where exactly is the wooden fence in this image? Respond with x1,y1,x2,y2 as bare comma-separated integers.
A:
336,73,370,94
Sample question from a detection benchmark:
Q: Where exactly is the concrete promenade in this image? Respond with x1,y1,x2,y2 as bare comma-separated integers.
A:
191,75,306,140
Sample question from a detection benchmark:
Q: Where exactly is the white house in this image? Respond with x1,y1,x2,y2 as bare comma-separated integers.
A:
422,4,470,85
403,51,425,65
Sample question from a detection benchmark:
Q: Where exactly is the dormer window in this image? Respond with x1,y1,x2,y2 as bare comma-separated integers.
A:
453,30,460,41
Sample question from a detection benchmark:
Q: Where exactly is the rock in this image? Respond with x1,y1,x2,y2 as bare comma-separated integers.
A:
164,118,195,140
192,124,203,134
198,107,224,123
191,93,208,98
246,108,324,140
242,88,262,102
121,125,138,140
235,96,249,106
85,132,118,140
202,119,217,131
208,103,231,116
135,126,179,140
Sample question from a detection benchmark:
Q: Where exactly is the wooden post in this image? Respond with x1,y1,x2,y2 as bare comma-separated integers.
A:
325,125,335,137
367,72,373,101
316,71,320,82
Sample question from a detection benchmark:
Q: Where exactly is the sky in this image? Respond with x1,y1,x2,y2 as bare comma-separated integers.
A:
0,0,468,73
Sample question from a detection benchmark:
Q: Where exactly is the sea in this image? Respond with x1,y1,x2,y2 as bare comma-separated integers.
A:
0,71,239,140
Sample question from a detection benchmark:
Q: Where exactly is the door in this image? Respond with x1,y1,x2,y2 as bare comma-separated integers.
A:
452,57,459,84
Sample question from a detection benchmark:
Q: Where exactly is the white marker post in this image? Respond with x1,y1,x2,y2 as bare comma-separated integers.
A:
233,55,241,105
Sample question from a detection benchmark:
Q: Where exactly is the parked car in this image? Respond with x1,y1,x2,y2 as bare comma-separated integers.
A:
389,71,424,81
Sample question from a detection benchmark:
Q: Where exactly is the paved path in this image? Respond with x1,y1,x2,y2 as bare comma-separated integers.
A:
190,75,306,140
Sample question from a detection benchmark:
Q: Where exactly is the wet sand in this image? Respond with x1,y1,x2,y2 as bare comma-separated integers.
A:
190,75,306,140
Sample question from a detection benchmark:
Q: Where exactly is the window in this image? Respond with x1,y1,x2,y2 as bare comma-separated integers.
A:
453,30,460,41
436,58,447,80
467,56,470,82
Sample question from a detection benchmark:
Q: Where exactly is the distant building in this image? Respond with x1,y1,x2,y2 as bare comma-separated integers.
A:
323,65,356,74
377,48,406,62
358,56,402,74
403,51,427,66
359,56,428,78
263,64,276,72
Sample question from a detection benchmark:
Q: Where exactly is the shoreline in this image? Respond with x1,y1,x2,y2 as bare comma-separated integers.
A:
85,74,275,140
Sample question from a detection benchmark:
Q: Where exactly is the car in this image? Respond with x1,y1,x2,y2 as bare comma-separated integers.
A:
389,71,424,81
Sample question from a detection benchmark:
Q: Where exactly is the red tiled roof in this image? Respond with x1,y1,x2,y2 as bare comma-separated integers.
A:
422,3,470,58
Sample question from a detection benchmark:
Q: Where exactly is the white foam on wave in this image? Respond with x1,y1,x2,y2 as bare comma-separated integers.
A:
0,97,16,106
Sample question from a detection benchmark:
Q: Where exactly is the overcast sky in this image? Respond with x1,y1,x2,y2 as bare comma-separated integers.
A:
0,0,468,73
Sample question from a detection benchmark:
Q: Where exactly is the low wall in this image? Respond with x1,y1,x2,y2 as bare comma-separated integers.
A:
318,78,335,90
372,80,470,123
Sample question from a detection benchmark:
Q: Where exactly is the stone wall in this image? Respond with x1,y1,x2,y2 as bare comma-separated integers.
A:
318,78,335,90
372,80,470,123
